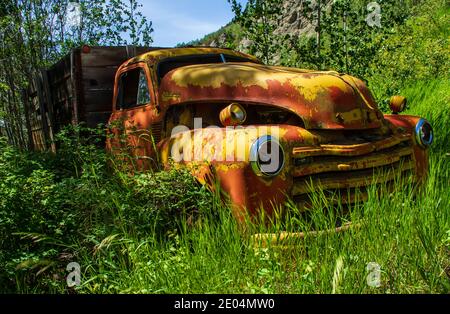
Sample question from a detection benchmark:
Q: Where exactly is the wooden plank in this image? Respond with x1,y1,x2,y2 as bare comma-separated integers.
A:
81,47,132,67
80,46,157,67
136,47,156,55
41,69,56,152
32,131,46,151
83,90,113,112
50,79,73,103
70,50,81,124
82,65,118,78
47,54,72,86
42,52,75,137
33,72,51,150
82,66,117,92
83,89,113,103
50,76,73,125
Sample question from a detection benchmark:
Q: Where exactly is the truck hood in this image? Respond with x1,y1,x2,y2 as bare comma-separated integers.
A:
158,62,384,130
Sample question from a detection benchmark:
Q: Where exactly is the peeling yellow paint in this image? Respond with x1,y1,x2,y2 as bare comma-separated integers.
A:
339,108,363,124
169,63,352,103
161,92,181,102
216,163,246,172
290,75,349,102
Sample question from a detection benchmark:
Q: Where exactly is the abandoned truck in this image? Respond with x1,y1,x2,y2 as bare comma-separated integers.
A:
27,46,434,222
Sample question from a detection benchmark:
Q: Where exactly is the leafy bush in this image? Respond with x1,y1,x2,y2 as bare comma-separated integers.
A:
0,126,214,292
368,0,449,105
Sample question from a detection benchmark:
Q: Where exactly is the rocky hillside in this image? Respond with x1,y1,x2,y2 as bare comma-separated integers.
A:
275,0,317,37
187,0,317,51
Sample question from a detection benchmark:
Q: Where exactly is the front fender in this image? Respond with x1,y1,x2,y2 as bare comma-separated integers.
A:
158,126,294,222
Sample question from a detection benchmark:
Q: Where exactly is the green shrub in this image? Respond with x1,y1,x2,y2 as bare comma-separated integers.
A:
368,0,449,104
0,126,214,292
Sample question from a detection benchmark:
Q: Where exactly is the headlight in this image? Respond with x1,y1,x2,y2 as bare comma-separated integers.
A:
415,119,433,148
220,103,247,126
250,135,285,177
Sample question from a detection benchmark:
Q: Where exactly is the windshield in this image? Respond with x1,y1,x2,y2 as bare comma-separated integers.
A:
156,53,258,83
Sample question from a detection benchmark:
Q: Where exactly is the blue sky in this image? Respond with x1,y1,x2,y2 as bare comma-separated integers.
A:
140,0,247,47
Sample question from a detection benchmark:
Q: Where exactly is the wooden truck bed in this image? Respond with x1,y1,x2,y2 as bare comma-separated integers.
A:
24,46,157,151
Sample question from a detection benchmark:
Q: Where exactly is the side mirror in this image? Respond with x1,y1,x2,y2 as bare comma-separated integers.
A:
389,95,407,114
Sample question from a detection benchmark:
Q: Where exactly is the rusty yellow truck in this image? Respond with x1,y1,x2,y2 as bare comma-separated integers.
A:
27,46,434,223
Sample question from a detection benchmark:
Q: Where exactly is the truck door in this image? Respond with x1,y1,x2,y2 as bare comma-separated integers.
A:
108,63,161,170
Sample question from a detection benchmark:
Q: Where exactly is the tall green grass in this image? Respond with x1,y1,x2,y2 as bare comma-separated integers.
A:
69,151,448,294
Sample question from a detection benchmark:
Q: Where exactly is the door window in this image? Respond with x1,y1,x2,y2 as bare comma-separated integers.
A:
117,67,151,110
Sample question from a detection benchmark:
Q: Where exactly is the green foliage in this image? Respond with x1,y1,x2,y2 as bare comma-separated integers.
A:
228,0,284,64
178,23,245,50
368,0,449,102
0,126,213,292
285,0,415,76
104,0,154,47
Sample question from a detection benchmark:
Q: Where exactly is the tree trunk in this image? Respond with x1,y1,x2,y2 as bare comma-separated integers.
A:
21,89,34,150
316,0,321,62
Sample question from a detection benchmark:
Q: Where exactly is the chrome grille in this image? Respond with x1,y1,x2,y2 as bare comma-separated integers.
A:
291,133,415,208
